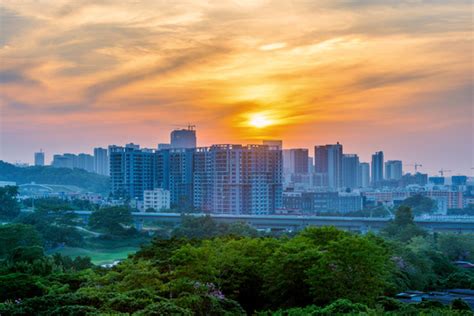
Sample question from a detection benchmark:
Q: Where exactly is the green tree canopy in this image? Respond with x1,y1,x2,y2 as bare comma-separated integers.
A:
0,224,42,258
0,185,20,219
383,206,427,242
400,194,437,215
89,206,134,236
307,234,392,305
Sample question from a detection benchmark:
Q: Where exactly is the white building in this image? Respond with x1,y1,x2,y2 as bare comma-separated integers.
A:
143,188,170,212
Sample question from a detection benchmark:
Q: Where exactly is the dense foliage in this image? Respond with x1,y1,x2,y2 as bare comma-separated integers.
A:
1,208,473,315
0,186,21,219
89,206,135,236
400,194,438,215
0,160,110,194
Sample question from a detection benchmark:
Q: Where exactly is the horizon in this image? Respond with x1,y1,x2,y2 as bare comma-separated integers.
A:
0,1,472,175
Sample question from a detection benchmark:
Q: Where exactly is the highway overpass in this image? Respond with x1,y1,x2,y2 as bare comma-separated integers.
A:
74,211,474,233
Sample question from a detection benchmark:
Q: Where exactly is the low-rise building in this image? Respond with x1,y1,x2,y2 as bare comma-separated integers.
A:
282,190,363,214
143,188,170,212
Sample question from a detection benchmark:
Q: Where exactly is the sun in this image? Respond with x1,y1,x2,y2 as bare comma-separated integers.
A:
248,113,273,128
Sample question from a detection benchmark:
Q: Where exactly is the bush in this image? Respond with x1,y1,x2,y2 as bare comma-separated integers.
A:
376,296,405,312
451,298,472,311
133,301,193,316
321,299,370,314
0,273,45,301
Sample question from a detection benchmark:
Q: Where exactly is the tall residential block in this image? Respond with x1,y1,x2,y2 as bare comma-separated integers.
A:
193,144,282,215
385,160,403,180
371,151,384,186
109,142,283,214
168,148,195,208
94,147,109,176
342,154,359,189
34,151,45,166
170,126,196,149
283,149,309,175
77,153,94,173
314,142,343,189
262,140,283,150
109,144,155,200
358,162,370,188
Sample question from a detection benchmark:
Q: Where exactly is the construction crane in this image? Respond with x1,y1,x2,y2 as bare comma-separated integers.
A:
438,169,452,177
172,124,196,131
406,163,423,173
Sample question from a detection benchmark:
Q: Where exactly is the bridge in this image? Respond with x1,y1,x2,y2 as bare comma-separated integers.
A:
74,211,474,233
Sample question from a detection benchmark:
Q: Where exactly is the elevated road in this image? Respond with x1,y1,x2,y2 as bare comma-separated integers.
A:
74,211,474,233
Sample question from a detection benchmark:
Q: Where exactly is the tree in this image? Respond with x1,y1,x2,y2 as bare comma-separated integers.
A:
0,224,42,258
89,206,133,235
172,215,257,239
0,185,20,219
7,246,44,264
15,210,84,248
383,206,427,242
437,234,474,261
0,273,45,301
263,236,321,308
451,298,472,311
307,235,391,305
400,195,437,215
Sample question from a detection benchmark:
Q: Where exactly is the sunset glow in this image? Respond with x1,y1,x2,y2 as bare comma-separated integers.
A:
0,0,472,174
248,113,274,129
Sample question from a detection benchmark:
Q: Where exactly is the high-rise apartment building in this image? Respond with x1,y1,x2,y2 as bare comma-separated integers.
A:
170,126,196,149
314,142,343,189
283,149,309,175
51,152,95,172
168,148,195,208
371,151,384,186
157,143,171,150
342,154,359,189
77,153,94,172
93,147,109,176
358,162,370,188
193,144,282,215
109,141,283,214
52,153,76,169
262,140,283,150
109,144,155,200
385,160,403,180
34,150,45,166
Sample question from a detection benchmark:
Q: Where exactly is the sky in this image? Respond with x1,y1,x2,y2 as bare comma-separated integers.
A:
0,0,472,176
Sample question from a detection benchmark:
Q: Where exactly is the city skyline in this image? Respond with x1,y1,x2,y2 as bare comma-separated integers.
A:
0,1,472,175
10,133,473,178
3,130,474,177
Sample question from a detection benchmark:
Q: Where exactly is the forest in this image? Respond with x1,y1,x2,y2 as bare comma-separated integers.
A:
1,195,474,315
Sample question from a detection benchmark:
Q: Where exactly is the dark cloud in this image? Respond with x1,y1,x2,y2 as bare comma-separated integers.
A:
349,69,441,91
0,69,39,85
0,6,40,46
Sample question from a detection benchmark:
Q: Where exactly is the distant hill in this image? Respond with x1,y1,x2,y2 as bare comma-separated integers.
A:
0,161,110,194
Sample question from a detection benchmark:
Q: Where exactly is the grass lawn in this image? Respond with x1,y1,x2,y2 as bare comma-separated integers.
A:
49,246,140,265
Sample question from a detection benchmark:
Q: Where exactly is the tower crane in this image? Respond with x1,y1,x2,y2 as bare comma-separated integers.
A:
438,169,452,177
406,163,423,173
172,124,196,131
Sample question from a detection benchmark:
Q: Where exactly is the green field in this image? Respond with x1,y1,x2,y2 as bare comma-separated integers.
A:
49,246,140,265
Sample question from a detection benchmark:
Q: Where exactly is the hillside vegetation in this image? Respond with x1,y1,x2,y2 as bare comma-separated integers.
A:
0,161,109,194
